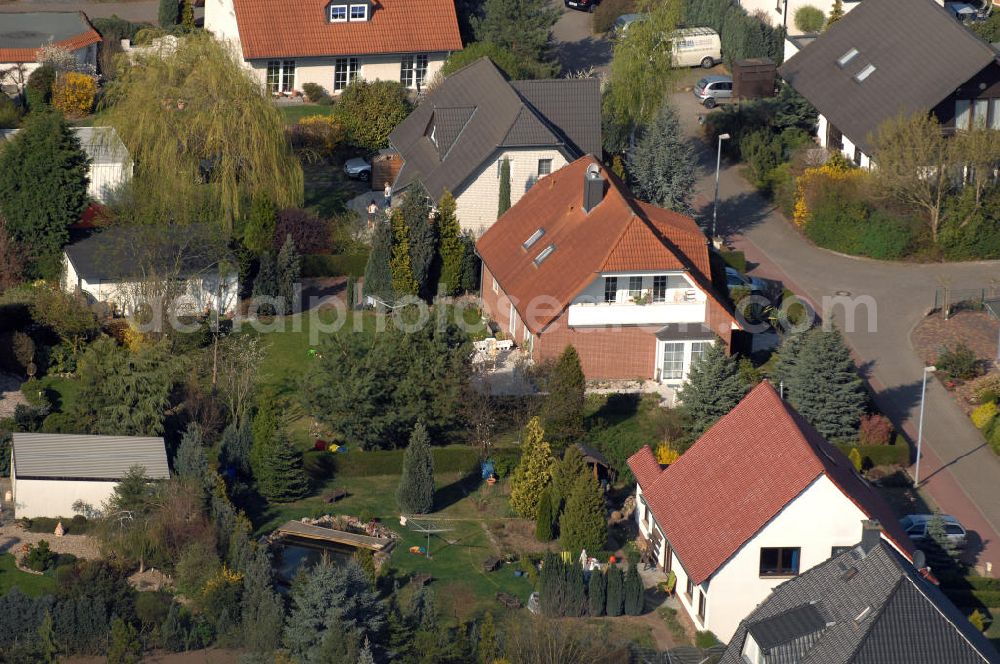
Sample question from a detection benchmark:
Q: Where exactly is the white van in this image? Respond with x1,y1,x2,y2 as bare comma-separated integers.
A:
671,27,722,68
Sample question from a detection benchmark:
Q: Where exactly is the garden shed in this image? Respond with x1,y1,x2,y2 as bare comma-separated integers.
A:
575,443,616,484
10,433,169,519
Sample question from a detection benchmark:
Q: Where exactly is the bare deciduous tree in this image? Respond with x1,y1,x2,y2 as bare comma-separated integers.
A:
217,335,268,422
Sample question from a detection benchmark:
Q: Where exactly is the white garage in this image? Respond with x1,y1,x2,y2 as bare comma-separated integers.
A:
10,433,170,519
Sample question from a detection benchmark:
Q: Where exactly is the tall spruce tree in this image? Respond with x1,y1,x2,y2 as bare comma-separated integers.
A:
396,422,434,514
389,208,418,297
534,487,556,542
677,338,748,437
605,565,624,617
174,423,209,485
509,417,555,519
221,416,253,476
559,472,607,553
399,190,437,300
782,328,866,439
550,444,587,513
588,568,606,617
627,104,696,214
253,251,279,312
256,427,310,502
241,545,285,659
437,191,464,295
0,110,89,278
539,552,565,617
497,157,511,218
458,232,480,292
541,345,586,449
276,234,301,315
363,220,393,303
623,562,644,616
472,0,558,70
565,561,587,617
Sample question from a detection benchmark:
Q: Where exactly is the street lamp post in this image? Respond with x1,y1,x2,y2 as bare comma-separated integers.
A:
914,365,936,487
712,133,731,242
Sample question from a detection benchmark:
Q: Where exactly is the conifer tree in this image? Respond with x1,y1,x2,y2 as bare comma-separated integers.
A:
550,444,587,513
588,568,606,616
535,486,556,542
276,234,301,315
458,232,480,292
782,328,866,439
181,0,195,28
826,0,844,27
241,545,284,659
256,427,310,502
497,157,511,218
627,104,696,214
437,191,464,296
221,416,253,476
363,220,393,303
677,338,748,437
606,565,624,617
389,208,418,297
250,401,278,480
559,472,607,553
539,552,565,617
400,190,437,300
174,422,209,485
623,562,644,615
477,611,498,664
542,345,586,449
396,422,434,514
253,251,279,312
509,417,555,519
243,193,276,254
565,560,587,617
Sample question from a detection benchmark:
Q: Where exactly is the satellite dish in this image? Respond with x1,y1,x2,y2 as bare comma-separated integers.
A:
913,550,927,569
586,163,601,178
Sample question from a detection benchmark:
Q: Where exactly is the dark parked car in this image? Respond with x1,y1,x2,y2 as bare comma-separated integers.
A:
565,0,600,12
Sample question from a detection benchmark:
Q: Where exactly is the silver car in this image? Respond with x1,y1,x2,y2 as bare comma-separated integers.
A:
693,75,733,109
900,514,968,549
344,157,372,181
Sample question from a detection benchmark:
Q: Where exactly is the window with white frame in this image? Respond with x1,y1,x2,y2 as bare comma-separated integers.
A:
689,341,709,369
334,57,360,91
604,277,618,303
698,591,706,621
400,54,429,89
349,3,367,19
653,275,667,302
956,99,972,131
537,158,552,177
661,342,684,380
266,60,295,93
628,276,642,300
741,633,765,664
329,4,347,21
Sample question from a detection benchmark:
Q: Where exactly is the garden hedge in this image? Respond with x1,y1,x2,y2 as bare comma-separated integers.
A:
302,253,369,278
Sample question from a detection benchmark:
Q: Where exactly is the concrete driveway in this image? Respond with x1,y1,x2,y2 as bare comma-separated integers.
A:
549,0,612,76
671,90,1000,570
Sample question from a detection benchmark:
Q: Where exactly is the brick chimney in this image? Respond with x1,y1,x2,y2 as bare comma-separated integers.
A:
583,163,605,213
861,519,882,553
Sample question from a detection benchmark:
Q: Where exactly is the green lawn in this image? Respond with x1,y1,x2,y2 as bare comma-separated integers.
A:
278,104,337,125
0,554,56,597
34,374,82,415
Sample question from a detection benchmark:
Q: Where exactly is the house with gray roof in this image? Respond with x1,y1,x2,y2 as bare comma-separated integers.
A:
0,12,101,96
10,433,169,519
779,0,1000,168
719,521,1000,664
0,126,132,202
388,57,602,235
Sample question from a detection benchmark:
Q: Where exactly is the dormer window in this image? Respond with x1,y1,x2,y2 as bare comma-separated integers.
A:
350,4,368,20
329,4,347,21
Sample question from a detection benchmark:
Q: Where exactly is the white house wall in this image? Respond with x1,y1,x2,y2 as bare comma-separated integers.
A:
1,44,96,97
89,161,132,202
243,53,448,96
737,0,860,36
13,477,120,519
455,148,569,236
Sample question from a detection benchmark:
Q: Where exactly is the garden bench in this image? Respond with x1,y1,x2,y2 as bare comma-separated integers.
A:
496,592,522,609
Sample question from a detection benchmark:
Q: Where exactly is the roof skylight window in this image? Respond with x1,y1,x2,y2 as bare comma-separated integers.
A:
837,47,858,67
533,243,555,266
523,228,545,250
855,63,876,82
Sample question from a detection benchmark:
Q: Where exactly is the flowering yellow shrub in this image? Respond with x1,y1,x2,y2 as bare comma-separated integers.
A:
792,158,866,227
288,114,346,159
201,564,243,596
122,324,149,353
972,402,998,429
52,72,96,119
655,442,680,465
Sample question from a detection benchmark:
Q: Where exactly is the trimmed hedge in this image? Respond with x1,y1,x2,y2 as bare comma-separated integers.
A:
329,445,480,477
834,442,908,467
966,576,1000,592
718,250,746,274
302,253,369,278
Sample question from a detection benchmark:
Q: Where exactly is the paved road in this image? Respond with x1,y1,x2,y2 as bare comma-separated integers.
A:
549,0,612,76
671,90,1000,571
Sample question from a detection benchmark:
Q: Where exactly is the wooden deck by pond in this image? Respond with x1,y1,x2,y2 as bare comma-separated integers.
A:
273,521,393,551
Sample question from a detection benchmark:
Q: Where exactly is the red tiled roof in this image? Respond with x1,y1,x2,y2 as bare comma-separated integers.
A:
476,155,737,335
628,446,662,490
628,382,913,585
0,13,101,63
231,0,463,60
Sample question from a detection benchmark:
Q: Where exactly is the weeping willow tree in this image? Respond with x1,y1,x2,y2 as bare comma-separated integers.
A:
606,0,684,140
102,33,303,231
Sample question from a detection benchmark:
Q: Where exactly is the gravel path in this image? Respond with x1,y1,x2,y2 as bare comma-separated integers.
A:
0,523,101,560
0,372,26,419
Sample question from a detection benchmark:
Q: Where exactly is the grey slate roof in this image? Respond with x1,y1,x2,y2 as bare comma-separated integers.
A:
779,0,998,154
0,126,130,166
389,58,601,202
13,433,169,481
0,12,93,50
719,540,1000,664
64,224,227,282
